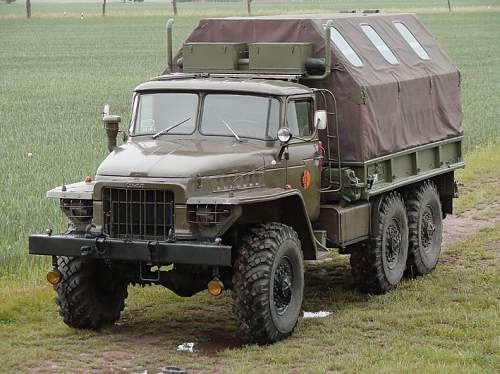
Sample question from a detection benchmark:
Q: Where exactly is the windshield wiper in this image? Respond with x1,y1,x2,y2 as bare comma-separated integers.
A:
152,117,191,139
220,118,242,142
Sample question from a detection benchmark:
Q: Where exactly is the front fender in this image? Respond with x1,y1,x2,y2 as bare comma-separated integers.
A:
46,181,95,200
187,188,318,260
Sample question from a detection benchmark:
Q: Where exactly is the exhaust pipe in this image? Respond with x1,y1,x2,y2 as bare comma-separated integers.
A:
305,19,333,80
166,18,175,73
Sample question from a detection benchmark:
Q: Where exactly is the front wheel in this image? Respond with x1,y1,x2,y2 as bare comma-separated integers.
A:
55,257,128,329
232,223,304,344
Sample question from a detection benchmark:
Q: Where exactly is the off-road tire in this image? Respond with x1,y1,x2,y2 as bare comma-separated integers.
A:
405,181,443,277
232,223,304,344
55,257,128,329
350,192,409,294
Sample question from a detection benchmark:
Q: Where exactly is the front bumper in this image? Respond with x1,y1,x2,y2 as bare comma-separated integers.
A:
29,234,232,266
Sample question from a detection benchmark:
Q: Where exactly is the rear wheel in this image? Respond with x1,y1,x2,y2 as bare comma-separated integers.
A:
350,192,409,294
406,182,443,277
232,223,304,344
55,257,128,329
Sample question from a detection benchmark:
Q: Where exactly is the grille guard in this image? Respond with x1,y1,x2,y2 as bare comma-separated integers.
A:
103,187,175,241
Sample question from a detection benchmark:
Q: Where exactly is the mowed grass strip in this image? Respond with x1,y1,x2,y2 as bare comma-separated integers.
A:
454,144,500,215
0,225,498,372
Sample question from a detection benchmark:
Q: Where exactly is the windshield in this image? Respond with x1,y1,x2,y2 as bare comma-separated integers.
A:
201,94,280,140
134,93,198,135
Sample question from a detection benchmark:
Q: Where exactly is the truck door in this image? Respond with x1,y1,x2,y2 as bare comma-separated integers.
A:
285,96,321,221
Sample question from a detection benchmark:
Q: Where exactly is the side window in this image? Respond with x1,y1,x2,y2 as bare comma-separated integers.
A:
393,22,430,60
287,100,312,137
361,24,399,65
331,27,364,67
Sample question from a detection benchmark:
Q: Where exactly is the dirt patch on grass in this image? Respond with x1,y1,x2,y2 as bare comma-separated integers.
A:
443,202,500,247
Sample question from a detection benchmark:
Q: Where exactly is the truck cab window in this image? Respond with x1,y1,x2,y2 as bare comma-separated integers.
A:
201,94,280,140
287,100,312,138
135,93,198,135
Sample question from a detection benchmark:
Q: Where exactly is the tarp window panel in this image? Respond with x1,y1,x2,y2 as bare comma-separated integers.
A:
330,28,364,68
393,22,430,60
361,24,399,65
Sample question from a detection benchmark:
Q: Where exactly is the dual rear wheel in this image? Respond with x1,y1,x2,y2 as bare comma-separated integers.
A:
350,182,443,294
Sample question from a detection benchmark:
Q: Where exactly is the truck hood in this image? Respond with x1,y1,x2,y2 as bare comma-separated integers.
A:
96,137,274,178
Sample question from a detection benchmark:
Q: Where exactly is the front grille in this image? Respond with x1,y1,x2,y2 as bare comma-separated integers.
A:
103,188,174,240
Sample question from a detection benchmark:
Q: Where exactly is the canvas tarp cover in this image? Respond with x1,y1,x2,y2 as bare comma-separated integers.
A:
172,13,463,162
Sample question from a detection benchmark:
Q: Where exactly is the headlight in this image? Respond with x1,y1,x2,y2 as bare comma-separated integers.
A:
60,199,93,228
188,204,232,227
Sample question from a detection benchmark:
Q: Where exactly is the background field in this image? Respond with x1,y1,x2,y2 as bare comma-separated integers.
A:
1,0,499,277
0,1,499,372
1,0,500,18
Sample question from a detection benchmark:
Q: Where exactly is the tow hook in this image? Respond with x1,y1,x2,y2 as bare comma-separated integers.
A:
95,237,107,256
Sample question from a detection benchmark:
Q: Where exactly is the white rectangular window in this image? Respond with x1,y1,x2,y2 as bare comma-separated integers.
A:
331,28,364,67
361,24,399,65
394,22,430,60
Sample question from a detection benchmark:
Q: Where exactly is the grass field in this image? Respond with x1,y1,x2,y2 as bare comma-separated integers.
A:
1,0,500,18
0,1,499,372
1,1,499,277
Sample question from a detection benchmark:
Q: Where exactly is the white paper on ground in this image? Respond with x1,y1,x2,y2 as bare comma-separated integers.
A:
303,311,331,319
176,342,195,352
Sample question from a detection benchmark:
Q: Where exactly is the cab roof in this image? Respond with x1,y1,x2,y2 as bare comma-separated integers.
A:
134,76,312,96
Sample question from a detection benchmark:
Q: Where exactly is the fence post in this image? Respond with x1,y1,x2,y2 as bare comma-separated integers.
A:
26,0,31,18
172,0,178,16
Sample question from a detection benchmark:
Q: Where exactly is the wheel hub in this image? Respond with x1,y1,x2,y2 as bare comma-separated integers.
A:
273,257,293,315
421,207,436,252
385,219,402,269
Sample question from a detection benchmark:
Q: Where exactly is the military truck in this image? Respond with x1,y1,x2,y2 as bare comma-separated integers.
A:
29,12,463,344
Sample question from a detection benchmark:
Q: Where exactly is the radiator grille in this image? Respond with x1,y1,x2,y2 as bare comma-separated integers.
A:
103,188,174,240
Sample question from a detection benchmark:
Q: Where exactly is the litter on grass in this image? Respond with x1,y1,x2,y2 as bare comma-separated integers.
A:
176,342,195,352
303,311,331,319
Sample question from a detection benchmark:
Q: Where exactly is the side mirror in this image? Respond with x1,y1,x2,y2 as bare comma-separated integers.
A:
102,106,121,153
314,110,327,130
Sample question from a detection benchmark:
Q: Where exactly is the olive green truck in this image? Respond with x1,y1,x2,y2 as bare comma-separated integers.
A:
29,13,463,344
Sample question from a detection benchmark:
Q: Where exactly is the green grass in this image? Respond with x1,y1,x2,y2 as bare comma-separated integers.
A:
1,225,498,372
454,144,500,215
